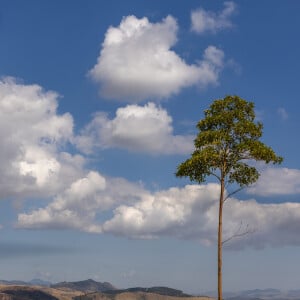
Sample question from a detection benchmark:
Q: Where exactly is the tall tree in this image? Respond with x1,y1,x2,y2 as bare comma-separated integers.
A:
176,96,282,300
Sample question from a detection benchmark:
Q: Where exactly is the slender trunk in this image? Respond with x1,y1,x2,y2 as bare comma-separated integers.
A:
218,178,225,300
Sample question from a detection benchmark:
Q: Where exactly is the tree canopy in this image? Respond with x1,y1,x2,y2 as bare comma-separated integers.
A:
176,95,282,188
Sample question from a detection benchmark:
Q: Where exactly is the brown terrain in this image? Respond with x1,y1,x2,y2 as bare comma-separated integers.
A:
0,285,214,300
0,285,83,300
74,291,213,300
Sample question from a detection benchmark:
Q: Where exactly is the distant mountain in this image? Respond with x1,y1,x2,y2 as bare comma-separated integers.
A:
0,279,52,287
2,280,300,300
224,288,300,300
74,292,213,300
28,279,52,287
288,290,300,298
52,281,196,297
51,280,214,299
226,297,263,300
205,288,300,300
239,288,281,298
0,280,28,286
51,279,116,293
105,286,191,297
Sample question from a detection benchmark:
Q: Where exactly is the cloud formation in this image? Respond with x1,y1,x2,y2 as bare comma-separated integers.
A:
0,78,84,199
18,179,300,250
89,15,224,101
102,184,300,249
247,167,300,196
76,102,194,155
6,78,300,251
17,171,145,233
191,1,236,34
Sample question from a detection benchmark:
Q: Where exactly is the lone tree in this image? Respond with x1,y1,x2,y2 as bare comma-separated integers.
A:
176,96,282,300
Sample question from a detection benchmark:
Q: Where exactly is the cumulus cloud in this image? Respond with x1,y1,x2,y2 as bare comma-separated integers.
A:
18,172,107,233
223,198,300,249
18,179,300,250
101,184,300,249
8,77,300,250
191,1,237,34
17,171,146,233
0,77,85,199
76,102,194,155
102,184,220,241
247,167,300,196
89,15,224,101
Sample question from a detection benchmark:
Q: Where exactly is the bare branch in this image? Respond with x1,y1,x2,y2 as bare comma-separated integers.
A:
222,221,256,245
223,186,244,202
210,172,221,182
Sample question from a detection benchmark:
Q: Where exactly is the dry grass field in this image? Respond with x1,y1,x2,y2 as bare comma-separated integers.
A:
74,291,214,300
0,285,214,300
0,285,84,300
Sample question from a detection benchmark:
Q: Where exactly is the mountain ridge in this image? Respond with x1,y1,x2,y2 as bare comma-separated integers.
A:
51,279,116,293
1,279,300,300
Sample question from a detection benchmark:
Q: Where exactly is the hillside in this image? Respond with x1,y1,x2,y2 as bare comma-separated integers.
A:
51,279,116,293
104,286,191,297
73,291,213,300
0,284,213,300
0,285,83,300
3,280,300,300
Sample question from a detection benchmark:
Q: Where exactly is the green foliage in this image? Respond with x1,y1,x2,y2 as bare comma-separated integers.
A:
176,95,283,187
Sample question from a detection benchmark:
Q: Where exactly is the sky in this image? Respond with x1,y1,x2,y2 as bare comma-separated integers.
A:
0,0,300,295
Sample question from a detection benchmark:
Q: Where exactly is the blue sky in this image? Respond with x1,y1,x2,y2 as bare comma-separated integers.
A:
0,0,300,294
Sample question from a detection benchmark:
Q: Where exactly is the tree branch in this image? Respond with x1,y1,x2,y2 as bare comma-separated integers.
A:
224,186,244,202
210,172,221,181
222,221,255,245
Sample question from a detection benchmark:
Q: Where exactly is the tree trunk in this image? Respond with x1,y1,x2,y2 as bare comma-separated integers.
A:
218,178,225,300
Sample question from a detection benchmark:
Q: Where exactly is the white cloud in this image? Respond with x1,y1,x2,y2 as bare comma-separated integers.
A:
8,77,300,251
89,15,224,101
18,179,300,250
247,167,300,196
76,102,194,155
277,107,288,120
17,171,146,233
223,198,300,249
191,1,236,34
103,184,300,249
102,184,220,240
17,171,107,233
0,77,85,199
